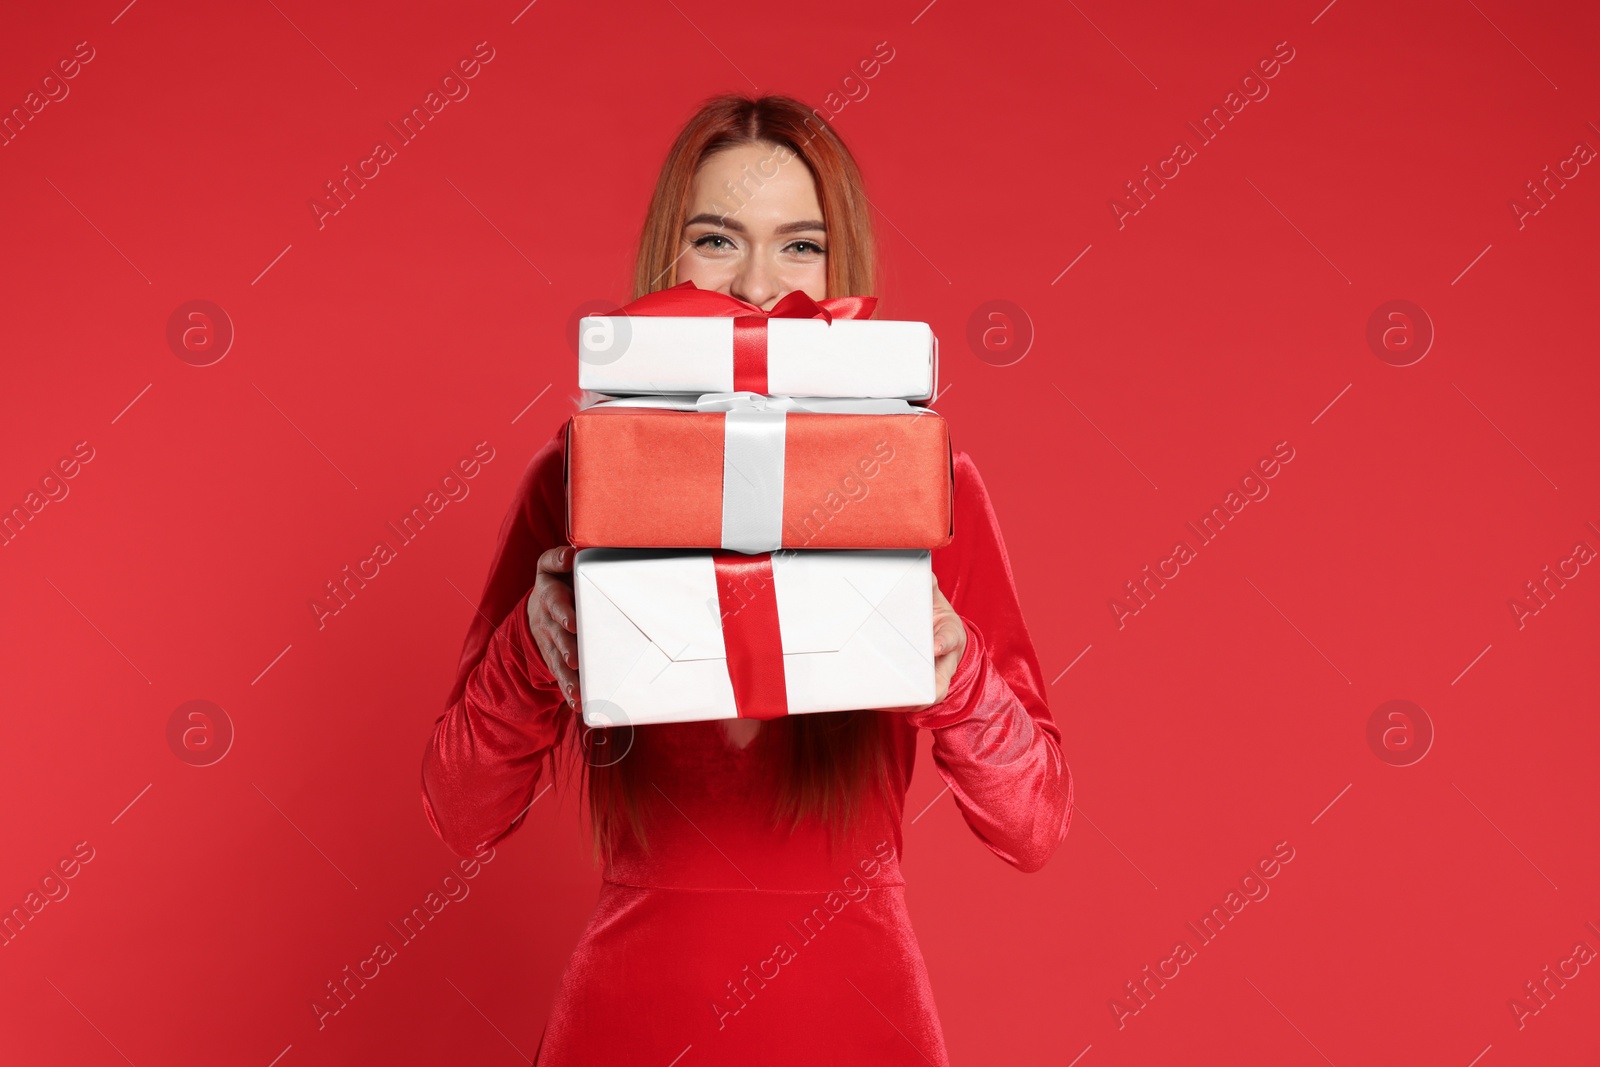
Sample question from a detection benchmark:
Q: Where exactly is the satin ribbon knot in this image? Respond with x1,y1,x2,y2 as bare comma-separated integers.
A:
611,281,879,393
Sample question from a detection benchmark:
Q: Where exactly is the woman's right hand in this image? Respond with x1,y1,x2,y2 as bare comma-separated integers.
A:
527,546,580,710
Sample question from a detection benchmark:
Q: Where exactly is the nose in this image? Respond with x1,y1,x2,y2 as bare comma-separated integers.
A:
728,253,780,310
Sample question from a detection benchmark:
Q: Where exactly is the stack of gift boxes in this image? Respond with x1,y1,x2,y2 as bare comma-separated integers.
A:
566,283,951,728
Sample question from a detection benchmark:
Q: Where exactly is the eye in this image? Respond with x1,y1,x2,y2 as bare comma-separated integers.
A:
785,240,826,257
693,233,736,251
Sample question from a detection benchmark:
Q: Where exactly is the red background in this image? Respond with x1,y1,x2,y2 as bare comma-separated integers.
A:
2,0,1597,1063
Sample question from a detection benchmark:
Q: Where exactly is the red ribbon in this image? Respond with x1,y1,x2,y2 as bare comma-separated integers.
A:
613,281,878,394
711,551,790,719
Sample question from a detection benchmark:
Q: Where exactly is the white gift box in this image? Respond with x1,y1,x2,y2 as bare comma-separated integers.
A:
577,316,938,401
574,548,935,727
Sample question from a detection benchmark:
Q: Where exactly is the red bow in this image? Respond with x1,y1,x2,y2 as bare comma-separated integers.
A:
711,551,789,719
613,281,879,393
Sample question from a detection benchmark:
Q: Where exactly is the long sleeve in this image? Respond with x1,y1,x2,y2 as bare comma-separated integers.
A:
420,427,575,858
905,451,1072,873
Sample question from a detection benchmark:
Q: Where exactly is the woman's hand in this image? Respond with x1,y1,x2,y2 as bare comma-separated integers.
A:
881,574,968,714
526,546,581,709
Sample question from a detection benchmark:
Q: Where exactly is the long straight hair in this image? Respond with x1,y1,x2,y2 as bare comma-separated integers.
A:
571,94,888,861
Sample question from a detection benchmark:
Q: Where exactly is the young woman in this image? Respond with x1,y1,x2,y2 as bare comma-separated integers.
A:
421,94,1072,1065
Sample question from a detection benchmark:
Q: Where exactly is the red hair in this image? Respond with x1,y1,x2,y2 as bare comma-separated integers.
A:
632,94,877,300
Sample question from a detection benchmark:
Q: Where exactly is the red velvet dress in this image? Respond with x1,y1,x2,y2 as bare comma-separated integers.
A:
421,424,1072,1065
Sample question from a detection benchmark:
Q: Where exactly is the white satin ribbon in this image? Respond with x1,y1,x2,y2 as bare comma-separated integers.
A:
721,407,787,552
693,392,916,416
588,393,924,416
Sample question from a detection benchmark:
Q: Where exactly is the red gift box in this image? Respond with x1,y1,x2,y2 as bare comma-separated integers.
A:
566,395,952,551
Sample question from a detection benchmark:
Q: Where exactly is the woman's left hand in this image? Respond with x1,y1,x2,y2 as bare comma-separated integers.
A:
882,574,967,714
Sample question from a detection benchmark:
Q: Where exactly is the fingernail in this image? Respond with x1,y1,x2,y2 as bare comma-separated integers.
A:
565,682,574,695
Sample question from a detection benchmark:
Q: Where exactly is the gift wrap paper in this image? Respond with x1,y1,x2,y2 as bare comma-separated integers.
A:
574,548,935,726
578,315,937,400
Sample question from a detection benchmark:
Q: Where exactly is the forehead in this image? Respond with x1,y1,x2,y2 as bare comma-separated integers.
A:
686,142,823,228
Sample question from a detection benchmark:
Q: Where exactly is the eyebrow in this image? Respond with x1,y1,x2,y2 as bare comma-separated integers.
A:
682,213,827,236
